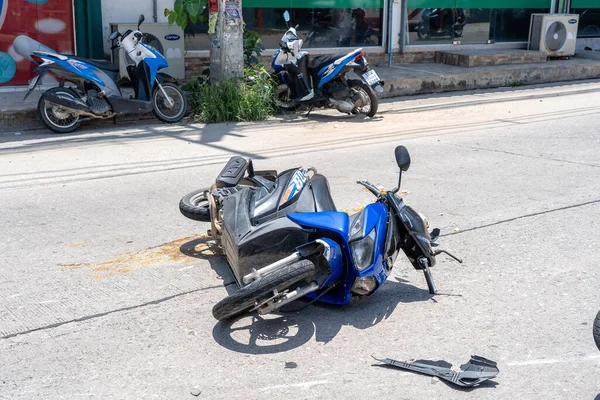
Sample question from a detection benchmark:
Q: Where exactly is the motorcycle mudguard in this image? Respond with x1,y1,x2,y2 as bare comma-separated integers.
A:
156,72,178,85
217,156,249,187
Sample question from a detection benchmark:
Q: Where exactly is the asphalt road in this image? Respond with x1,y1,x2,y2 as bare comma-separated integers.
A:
1,81,600,399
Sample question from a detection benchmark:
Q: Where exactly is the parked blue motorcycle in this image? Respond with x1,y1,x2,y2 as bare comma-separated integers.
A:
181,146,462,321
24,14,187,133
272,10,384,117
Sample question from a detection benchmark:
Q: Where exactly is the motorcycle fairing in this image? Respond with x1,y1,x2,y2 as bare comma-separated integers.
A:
32,51,121,97
139,43,168,87
280,168,308,206
316,48,362,88
287,212,349,242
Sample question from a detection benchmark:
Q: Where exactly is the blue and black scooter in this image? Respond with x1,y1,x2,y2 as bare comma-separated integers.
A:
183,146,462,320
271,11,384,117
24,14,187,133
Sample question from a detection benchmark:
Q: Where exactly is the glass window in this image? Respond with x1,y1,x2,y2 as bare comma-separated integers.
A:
407,5,550,45
572,8,600,37
243,6,384,49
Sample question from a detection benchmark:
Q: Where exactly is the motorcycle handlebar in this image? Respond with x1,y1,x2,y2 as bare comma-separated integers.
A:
357,180,382,196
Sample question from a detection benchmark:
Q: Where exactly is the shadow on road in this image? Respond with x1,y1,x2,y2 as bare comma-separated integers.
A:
178,237,433,354
210,278,432,355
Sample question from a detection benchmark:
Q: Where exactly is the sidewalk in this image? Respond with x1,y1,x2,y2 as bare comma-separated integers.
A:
2,56,600,131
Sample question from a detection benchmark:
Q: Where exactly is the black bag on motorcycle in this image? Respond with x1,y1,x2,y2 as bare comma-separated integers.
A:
282,56,312,100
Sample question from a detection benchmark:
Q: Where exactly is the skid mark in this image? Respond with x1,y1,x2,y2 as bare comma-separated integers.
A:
59,234,217,278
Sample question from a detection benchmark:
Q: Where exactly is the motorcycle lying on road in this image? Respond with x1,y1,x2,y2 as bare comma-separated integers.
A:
272,10,384,117
25,14,187,133
179,146,462,321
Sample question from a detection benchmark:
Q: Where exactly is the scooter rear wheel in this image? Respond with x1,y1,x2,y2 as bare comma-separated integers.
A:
179,188,211,222
38,87,82,134
212,260,315,321
348,80,378,118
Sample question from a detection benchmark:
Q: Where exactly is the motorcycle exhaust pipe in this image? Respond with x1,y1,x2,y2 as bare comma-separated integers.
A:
44,93,91,114
329,98,354,113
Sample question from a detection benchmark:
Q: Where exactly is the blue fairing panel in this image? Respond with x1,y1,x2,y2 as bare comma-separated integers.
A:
142,44,169,85
317,50,361,88
287,212,349,240
359,202,388,238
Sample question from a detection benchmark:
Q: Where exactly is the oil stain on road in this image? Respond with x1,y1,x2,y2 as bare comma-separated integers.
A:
60,234,218,278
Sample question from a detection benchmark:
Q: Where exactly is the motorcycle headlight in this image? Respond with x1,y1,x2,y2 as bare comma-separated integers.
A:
350,228,376,271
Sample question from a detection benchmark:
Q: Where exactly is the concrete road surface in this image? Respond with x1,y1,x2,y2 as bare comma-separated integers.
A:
1,81,600,399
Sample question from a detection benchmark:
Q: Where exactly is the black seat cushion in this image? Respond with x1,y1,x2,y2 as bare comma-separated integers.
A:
69,56,119,72
310,174,337,212
308,53,349,75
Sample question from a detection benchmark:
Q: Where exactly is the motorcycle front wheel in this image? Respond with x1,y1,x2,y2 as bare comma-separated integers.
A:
273,84,299,111
348,80,378,118
594,310,600,351
38,87,82,133
417,22,430,40
179,188,211,222
212,260,315,321
152,82,187,123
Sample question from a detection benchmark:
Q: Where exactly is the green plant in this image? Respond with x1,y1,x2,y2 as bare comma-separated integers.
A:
185,66,274,123
243,29,266,67
164,0,207,30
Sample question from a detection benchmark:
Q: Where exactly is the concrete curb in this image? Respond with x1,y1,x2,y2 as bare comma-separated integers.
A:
380,61,600,98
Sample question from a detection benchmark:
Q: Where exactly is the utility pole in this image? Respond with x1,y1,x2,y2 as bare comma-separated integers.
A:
208,0,244,80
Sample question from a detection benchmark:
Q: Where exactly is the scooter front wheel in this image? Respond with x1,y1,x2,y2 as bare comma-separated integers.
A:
152,82,187,123
212,260,315,321
273,84,299,112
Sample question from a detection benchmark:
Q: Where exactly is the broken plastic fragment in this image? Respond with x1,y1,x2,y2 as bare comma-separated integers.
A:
372,355,499,388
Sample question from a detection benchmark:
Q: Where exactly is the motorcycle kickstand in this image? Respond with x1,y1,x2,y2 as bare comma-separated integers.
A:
305,106,314,118
419,258,437,295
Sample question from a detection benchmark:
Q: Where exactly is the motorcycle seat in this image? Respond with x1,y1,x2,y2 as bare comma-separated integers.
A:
310,173,337,212
308,53,349,74
68,56,120,72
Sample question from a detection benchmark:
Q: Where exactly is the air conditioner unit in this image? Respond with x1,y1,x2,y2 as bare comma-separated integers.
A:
528,14,579,57
109,23,185,82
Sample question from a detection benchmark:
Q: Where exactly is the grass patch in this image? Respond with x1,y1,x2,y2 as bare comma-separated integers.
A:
184,67,274,124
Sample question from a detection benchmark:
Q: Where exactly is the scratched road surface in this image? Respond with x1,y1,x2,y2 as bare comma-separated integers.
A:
1,81,599,399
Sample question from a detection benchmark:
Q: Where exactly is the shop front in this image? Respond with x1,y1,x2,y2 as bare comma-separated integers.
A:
0,0,75,86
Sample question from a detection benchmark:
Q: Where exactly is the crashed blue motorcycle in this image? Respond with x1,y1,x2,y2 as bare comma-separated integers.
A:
179,146,462,321
25,14,186,133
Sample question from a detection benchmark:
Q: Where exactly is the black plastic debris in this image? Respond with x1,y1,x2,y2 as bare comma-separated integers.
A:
372,355,499,388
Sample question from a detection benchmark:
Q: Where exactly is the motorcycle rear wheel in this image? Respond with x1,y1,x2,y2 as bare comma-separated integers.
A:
212,260,315,321
179,188,211,222
38,87,82,134
594,310,600,351
348,80,378,118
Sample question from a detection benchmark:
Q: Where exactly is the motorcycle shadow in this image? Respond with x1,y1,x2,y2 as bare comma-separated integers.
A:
211,277,433,355
277,110,384,124
179,237,236,286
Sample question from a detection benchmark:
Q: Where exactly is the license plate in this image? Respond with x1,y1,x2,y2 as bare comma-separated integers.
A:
362,69,380,86
28,75,40,90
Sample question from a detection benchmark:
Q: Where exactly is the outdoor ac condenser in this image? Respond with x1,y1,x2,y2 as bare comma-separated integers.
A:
528,14,579,57
110,23,185,82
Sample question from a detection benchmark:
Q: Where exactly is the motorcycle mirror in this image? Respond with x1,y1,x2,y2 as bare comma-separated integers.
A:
109,31,120,41
137,14,145,29
395,145,411,172
283,10,290,22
